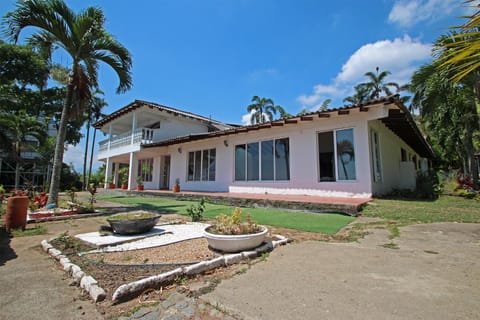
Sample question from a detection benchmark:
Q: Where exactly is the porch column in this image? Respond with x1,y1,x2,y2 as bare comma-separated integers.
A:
104,157,112,187
128,152,137,190
108,124,113,151
131,112,137,145
113,162,119,187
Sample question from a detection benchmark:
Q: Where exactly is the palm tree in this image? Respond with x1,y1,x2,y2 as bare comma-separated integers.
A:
343,83,370,105
361,67,400,99
436,1,480,83
4,0,132,206
247,96,282,124
317,98,332,111
0,110,46,189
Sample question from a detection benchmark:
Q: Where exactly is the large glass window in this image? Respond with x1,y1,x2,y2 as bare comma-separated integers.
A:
235,138,290,181
187,149,216,181
138,158,153,182
318,129,356,182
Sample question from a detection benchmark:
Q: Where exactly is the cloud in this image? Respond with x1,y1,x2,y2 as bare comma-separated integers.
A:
241,111,253,125
388,0,458,27
297,35,432,108
63,143,88,173
336,35,431,84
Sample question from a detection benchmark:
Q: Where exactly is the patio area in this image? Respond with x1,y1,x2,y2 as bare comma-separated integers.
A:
104,188,371,216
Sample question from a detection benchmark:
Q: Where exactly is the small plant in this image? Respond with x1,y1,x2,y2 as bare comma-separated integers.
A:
175,178,180,186
87,183,97,205
0,185,5,202
187,198,205,222
66,188,77,204
209,208,263,235
136,176,144,185
55,231,75,249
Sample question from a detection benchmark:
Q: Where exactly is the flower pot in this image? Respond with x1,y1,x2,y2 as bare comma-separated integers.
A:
107,212,161,234
172,185,180,193
5,196,29,232
109,183,116,189
203,226,268,253
137,185,144,191
121,183,128,190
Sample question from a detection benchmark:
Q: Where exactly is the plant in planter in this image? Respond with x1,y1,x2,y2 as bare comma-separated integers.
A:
173,178,181,192
204,207,268,252
136,176,144,191
107,211,161,234
118,167,129,189
187,198,205,221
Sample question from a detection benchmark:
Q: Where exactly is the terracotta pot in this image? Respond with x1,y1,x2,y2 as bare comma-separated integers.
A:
109,183,116,189
137,185,144,191
5,196,29,232
173,185,180,193
121,183,128,190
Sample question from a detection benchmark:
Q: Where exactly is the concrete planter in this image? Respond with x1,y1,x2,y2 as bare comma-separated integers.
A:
203,226,268,253
107,212,161,235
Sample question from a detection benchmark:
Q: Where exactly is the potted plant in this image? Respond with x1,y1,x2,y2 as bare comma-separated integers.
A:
107,211,161,234
173,178,181,193
204,208,268,253
136,176,144,191
119,167,129,189
0,185,5,203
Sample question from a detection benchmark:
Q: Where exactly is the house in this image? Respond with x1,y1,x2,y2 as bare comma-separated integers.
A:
94,96,434,198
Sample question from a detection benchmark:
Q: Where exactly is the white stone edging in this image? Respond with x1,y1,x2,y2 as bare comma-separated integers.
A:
111,235,291,303
41,239,106,303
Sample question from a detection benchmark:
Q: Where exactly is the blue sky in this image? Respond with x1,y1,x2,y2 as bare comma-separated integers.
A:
0,0,469,172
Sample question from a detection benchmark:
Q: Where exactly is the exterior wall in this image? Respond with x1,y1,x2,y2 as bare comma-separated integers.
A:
368,119,425,196
164,107,388,198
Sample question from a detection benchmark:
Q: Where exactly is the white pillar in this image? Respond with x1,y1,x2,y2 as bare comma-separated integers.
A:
128,152,136,190
131,112,137,144
105,157,112,187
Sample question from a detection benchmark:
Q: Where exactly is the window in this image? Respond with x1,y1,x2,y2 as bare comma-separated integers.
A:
138,158,153,182
188,149,216,181
401,148,407,161
371,130,382,182
318,128,356,181
235,138,290,181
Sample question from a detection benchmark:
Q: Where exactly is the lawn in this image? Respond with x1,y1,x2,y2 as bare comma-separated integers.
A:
362,195,480,224
96,194,354,234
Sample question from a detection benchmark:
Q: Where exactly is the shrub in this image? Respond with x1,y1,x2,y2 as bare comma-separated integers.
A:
416,170,441,199
187,198,205,222
209,208,263,235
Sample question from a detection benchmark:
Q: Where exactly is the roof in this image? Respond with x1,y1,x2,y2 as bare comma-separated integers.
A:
93,99,233,131
143,95,435,158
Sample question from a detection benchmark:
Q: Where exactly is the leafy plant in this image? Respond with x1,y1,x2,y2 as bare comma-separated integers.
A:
136,176,144,185
209,208,263,235
66,188,77,204
187,198,205,222
175,178,180,186
87,183,97,205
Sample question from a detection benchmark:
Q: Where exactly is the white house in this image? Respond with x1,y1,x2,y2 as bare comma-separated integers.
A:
94,96,433,199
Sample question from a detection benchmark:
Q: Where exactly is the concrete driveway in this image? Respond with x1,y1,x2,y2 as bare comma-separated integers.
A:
204,223,480,320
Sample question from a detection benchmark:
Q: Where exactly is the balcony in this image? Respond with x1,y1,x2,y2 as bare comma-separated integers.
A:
98,128,157,153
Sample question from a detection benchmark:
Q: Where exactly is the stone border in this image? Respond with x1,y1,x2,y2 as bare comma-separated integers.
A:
40,240,106,303
111,235,291,303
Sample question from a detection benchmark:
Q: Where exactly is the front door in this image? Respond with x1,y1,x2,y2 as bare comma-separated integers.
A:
160,155,171,189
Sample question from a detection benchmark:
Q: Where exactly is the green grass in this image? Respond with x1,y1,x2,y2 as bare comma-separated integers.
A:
363,195,480,224
97,194,354,234
11,224,48,237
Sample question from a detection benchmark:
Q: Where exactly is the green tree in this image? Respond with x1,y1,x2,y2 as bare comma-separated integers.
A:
361,67,400,99
343,83,370,105
247,96,283,124
0,110,46,189
4,0,133,205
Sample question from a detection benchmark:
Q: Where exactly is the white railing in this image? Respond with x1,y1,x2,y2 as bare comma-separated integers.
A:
98,128,157,153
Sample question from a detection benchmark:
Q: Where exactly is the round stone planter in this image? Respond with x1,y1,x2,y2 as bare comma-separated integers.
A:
107,212,161,235
203,226,268,253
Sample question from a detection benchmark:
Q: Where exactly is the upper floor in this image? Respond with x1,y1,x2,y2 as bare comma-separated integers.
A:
94,100,234,160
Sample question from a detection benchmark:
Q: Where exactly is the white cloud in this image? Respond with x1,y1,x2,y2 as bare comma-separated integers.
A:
388,0,458,27
63,144,88,173
336,35,431,84
241,111,254,125
297,35,432,108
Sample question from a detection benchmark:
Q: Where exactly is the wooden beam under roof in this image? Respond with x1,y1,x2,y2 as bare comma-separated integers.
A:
300,116,313,121
318,113,330,118
338,110,349,115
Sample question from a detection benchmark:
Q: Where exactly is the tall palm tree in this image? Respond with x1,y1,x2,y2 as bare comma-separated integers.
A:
0,110,46,189
247,96,282,124
4,0,132,206
361,67,400,99
343,83,370,105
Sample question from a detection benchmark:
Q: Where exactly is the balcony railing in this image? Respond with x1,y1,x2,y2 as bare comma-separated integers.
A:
99,128,156,153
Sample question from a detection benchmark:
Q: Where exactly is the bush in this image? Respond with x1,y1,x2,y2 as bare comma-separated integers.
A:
416,170,441,199
187,198,205,222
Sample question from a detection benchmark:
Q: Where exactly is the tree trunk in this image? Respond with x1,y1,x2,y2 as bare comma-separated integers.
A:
87,127,97,186
465,119,479,189
83,119,91,190
47,83,74,207
14,141,20,190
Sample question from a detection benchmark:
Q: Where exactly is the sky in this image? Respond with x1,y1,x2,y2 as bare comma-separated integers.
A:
0,0,470,173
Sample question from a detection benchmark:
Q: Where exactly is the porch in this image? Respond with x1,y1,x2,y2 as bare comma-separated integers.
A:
101,188,371,216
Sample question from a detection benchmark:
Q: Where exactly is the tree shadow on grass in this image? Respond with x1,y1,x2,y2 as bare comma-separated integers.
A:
0,226,17,267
